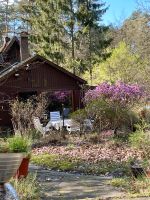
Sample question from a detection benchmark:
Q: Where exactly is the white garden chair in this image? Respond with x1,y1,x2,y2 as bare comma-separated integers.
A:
49,111,61,130
50,111,61,122
33,117,50,137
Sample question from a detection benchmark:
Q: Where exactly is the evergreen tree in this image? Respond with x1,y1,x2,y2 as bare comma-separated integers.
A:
76,0,111,83
16,0,111,79
61,0,79,74
17,0,67,64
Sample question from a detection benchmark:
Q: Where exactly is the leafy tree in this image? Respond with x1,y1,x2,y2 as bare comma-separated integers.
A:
86,42,150,93
83,42,145,85
61,0,78,73
110,11,150,61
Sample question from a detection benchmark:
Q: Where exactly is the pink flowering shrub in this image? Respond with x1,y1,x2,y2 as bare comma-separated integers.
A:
85,82,143,108
84,82,144,134
54,91,71,103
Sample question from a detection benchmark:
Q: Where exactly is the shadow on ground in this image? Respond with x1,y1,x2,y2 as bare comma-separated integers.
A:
30,165,125,200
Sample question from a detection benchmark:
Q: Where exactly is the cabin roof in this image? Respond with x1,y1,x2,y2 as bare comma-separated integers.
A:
0,54,86,84
0,36,19,53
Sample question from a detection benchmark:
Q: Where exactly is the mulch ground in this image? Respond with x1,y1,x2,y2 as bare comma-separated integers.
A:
32,135,142,164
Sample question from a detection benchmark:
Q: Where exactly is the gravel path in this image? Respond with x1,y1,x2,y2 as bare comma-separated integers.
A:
30,164,126,200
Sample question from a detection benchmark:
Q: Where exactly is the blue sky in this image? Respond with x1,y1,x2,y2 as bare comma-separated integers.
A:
102,0,137,25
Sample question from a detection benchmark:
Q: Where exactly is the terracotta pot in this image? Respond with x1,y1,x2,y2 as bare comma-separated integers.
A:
15,157,30,179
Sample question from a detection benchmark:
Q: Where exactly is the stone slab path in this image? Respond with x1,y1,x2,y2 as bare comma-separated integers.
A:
30,165,150,200
30,164,127,200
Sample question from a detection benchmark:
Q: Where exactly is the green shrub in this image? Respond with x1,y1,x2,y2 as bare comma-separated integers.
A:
129,121,150,158
27,129,41,140
7,135,32,153
70,109,87,128
110,177,129,188
85,99,138,133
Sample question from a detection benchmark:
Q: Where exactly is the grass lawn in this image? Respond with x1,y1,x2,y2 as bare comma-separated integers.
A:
11,174,40,200
109,177,150,198
31,153,131,175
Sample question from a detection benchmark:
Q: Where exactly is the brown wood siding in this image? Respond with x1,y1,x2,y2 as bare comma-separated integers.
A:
0,62,80,92
0,60,84,126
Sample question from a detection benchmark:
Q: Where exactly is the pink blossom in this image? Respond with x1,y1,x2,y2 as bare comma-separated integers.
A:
84,81,144,107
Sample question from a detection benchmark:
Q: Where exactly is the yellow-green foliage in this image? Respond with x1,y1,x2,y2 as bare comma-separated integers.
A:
83,42,144,85
32,153,130,175
129,121,150,158
7,135,32,153
32,154,78,171
110,177,150,197
11,174,40,200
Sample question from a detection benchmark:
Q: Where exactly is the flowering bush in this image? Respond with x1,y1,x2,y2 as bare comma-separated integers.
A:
84,81,143,108
47,91,71,112
84,82,144,134
53,91,71,103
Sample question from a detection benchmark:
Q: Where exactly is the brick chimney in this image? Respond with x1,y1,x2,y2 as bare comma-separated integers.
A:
20,32,30,61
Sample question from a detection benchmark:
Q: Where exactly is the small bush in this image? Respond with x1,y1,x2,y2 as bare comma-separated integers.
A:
71,109,87,123
139,108,150,123
129,121,150,158
10,94,48,135
7,135,32,153
85,99,138,133
110,177,128,188
11,174,39,200
28,129,41,140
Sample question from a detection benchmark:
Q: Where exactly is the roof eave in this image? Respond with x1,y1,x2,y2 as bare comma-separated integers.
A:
0,54,87,84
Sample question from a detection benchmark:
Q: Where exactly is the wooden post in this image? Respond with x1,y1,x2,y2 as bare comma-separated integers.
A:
72,90,81,111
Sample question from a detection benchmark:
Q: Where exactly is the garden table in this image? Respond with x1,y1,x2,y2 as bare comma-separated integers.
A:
50,119,72,130
49,119,93,132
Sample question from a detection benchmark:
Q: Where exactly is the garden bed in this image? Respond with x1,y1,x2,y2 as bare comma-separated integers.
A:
32,135,142,175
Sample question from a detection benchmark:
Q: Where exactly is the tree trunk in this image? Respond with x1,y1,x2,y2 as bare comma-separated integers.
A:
70,0,75,74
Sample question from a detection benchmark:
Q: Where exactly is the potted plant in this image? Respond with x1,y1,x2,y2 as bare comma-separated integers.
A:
0,139,23,192
7,135,32,179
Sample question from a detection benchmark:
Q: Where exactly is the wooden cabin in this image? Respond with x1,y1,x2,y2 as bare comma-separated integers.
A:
0,33,86,126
